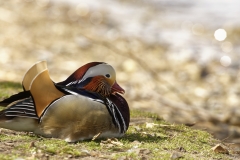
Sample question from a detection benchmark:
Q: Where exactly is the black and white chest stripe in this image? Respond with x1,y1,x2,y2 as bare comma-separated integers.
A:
105,98,127,134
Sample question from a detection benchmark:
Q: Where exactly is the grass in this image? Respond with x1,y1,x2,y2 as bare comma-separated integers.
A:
0,82,233,159
0,82,22,100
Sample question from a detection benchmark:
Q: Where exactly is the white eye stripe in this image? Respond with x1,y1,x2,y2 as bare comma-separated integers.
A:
81,64,116,82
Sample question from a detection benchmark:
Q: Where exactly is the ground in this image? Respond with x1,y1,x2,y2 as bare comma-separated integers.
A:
0,82,238,160
1,0,240,159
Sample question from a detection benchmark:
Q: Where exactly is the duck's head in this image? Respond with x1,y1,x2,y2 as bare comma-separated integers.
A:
59,62,125,97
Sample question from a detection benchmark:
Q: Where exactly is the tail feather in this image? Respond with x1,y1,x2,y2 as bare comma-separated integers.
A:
0,91,31,107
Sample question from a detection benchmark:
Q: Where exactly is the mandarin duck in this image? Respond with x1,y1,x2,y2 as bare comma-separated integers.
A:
0,61,130,142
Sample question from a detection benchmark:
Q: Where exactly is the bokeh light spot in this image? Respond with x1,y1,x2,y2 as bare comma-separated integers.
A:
214,29,227,41
220,55,231,67
123,59,137,72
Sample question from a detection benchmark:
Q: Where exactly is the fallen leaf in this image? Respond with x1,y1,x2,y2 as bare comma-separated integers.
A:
111,140,123,146
159,124,175,127
170,151,183,159
92,132,102,140
100,138,123,148
134,126,142,131
140,132,155,138
4,142,14,146
80,149,90,156
140,155,149,160
146,122,158,128
29,141,36,148
131,140,142,148
211,144,229,154
138,148,151,155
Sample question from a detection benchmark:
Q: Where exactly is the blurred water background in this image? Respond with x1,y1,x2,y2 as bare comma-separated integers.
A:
54,0,240,64
1,0,240,143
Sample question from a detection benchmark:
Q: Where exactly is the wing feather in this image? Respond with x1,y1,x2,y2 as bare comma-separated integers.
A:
3,98,38,119
22,61,65,117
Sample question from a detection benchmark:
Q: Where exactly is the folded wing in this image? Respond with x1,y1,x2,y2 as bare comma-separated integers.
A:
22,61,65,117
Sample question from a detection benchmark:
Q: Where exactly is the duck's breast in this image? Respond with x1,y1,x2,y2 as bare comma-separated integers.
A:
37,95,120,142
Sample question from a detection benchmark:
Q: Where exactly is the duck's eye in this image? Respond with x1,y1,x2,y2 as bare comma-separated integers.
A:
105,74,110,78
